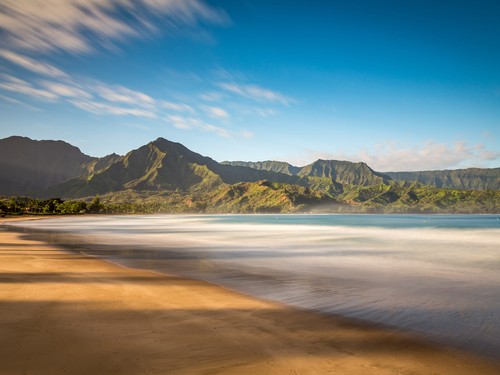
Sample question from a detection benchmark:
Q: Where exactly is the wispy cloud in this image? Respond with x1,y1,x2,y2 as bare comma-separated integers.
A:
68,99,157,118
168,115,193,129
199,104,230,118
0,0,230,54
0,74,58,100
165,114,253,139
218,82,293,105
0,50,68,77
0,50,275,136
0,94,41,110
165,115,232,138
199,91,227,102
160,101,196,113
0,69,208,121
254,108,278,117
0,94,22,104
241,130,255,139
296,140,500,171
40,81,93,99
94,85,155,108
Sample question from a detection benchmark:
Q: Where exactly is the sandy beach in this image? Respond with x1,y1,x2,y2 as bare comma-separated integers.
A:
1,218,499,375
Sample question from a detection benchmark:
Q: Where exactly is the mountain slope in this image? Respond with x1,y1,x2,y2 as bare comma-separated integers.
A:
79,153,122,176
386,168,500,190
297,159,392,185
223,159,392,186
221,160,301,175
8,136,498,201
0,136,94,195
338,183,500,213
0,136,122,195
205,180,335,213
41,138,344,199
42,138,227,198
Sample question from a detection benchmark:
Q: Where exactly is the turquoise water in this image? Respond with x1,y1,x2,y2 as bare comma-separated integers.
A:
9,214,500,359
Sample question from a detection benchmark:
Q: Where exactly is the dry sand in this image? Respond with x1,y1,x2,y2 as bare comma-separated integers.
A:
1,218,499,374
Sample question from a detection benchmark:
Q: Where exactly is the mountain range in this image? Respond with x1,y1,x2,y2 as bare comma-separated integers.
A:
1,136,499,201
222,160,500,190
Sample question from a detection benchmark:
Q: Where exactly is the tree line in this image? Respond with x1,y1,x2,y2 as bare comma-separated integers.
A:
0,195,207,216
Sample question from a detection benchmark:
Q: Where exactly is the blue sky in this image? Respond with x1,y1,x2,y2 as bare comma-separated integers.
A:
0,0,499,171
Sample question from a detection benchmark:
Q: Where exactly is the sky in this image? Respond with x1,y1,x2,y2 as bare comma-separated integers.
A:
0,0,499,172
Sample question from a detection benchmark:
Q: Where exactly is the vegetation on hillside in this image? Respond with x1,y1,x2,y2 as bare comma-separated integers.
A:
39,139,345,200
224,160,500,190
386,168,500,190
337,184,500,213
1,136,499,216
223,159,392,186
3,180,500,216
221,160,301,175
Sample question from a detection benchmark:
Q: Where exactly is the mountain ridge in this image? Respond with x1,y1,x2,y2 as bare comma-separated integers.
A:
386,168,500,190
1,136,499,200
223,159,500,191
0,136,119,196
40,138,345,199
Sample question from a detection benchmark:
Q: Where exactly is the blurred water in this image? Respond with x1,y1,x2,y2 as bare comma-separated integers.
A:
8,214,500,359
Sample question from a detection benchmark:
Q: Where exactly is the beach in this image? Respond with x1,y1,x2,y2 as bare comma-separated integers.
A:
1,218,499,374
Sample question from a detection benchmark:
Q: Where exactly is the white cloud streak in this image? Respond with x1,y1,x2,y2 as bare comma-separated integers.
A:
0,50,68,77
165,115,231,137
95,85,155,108
0,0,230,54
40,81,93,99
68,99,157,118
0,69,209,120
164,114,251,139
299,140,500,172
0,74,58,100
160,101,195,113
199,104,230,118
218,82,293,105
199,91,227,102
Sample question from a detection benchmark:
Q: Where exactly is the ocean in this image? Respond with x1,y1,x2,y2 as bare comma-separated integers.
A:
8,214,500,359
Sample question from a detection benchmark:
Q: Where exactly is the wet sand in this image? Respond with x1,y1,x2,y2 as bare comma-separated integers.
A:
1,218,499,374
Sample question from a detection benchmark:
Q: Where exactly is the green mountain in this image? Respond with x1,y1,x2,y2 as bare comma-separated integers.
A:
3,136,498,205
204,180,335,213
338,183,500,214
223,159,392,186
223,160,500,191
41,138,344,199
296,159,392,185
42,138,225,198
80,153,122,175
386,168,500,190
0,136,119,196
221,160,301,175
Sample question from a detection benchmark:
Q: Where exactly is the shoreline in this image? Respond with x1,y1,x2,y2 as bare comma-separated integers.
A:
1,219,500,374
